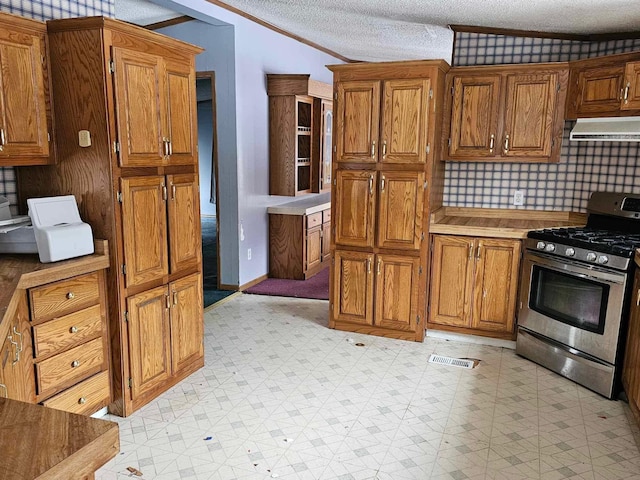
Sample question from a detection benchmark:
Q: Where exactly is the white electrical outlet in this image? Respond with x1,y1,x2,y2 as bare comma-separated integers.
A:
513,190,524,206
247,248,252,260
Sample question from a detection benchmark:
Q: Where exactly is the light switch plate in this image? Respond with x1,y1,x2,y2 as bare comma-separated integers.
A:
78,130,91,147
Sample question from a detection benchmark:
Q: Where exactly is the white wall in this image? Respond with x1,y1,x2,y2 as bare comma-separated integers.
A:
159,0,344,286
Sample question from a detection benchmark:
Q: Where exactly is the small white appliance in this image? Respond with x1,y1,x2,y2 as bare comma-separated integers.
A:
27,195,94,263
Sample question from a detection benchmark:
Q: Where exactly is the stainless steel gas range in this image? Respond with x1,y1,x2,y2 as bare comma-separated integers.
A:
517,191,640,399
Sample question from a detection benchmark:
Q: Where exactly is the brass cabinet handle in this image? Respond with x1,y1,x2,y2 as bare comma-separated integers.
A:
381,175,386,192
624,82,631,103
171,183,176,200
78,397,87,405
162,184,167,201
476,244,482,260
162,137,169,157
503,134,510,153
0,127,5,151
382,140,387,159
369,174,374,195
165,294,171,309
371,140,376,158
167,139,173,156
0,384,7,398
376,258,381,275
12,327,22,360
71,360,80,368
8,334,19,365
468,244,473,259
66,292,75,300
367,258,371,274
636,288,640,306
70,326,78,334
489,134,495,153
173,292,178,305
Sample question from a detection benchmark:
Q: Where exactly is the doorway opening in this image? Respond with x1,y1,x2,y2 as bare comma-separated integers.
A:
197,72,234,308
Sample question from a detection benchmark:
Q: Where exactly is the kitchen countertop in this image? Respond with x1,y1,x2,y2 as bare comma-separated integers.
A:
430,207,587,239
0,240,109,347
0,397,119,479
267,192,331,216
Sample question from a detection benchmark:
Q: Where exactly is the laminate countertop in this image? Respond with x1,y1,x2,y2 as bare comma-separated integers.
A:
430,207,587,239
0,240,109,349
267,192,331,216
0,397,119,479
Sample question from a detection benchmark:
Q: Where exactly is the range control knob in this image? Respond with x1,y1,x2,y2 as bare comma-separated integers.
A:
565,248,575,257
586,252,597,262
544,243,556,253
597,255,609,265
536,241,546,250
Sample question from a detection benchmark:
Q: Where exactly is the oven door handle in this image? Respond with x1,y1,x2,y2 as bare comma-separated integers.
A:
523,251,627,285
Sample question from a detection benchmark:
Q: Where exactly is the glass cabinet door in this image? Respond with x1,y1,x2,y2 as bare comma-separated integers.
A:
321,105,333,190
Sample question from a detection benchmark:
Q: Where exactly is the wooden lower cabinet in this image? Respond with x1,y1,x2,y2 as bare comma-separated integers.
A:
331,250,421,338
623,269,640,427
127,273,203,406
428,235,521,338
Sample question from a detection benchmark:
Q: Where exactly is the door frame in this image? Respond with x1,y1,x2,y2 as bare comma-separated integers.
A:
196,71,221,290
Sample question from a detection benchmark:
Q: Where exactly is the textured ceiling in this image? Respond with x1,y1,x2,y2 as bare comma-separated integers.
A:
115,0,640,62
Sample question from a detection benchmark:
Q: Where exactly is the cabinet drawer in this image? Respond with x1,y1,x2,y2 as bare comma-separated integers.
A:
42,370,110,415
30,272,100,323
322,209,331,224
307,212,322,228
32,304,103,359
36,337,104,396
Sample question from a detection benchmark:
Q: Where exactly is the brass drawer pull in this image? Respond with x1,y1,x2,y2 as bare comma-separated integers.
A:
78,397,87,405
71,360,80,368
70,326,78,334
66,292,75,300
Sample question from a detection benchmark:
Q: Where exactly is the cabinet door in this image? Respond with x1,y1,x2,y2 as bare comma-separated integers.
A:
112,47,165,167
334,170,376,248
572,65,625,116
333,250,374,325
127,286,171,401
121,176,168,288
623,271,640,414
165,60,197,165
472,239,521,333
167,174,201,274
170,273,203,374
622,61,640,111
380,79,431,164
374,254,420,332
305,226,322,272
503,73,557,158
321,221,331,263
335,80,380,163
0,30,49,158
0,294,35,403
448,74,501,159
377,171,424,250
429,235,474,328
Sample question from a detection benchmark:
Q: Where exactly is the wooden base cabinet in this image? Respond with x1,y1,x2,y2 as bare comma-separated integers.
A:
623,268,640,428
17,17,204,416
428,235,521,338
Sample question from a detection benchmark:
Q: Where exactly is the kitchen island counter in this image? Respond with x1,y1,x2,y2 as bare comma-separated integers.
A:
267,192,331,216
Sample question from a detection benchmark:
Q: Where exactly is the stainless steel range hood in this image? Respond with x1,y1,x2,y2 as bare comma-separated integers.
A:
570,116,640,142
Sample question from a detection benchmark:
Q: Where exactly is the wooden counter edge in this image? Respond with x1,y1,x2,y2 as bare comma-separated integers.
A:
431,206,587,222
429,223,531,239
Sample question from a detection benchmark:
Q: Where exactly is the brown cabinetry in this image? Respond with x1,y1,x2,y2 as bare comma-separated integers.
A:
17,17,204,416
267,74,332,196
0,12,54,166
445,64,568,163
623,268,640,428
329,60,449,342
567,52,640,118
428,235,521,338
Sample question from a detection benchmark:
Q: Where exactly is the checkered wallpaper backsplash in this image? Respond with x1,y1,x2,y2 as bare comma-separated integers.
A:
447,32,640,212
0,0,114,213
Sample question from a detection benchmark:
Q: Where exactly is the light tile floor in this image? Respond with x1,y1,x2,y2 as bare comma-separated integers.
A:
96,294,640,480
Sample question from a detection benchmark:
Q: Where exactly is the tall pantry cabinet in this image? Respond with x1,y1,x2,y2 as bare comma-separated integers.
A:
18,17,204,416
327,61,449,342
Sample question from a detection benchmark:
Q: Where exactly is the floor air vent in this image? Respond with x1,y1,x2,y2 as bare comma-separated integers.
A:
428,354,474,369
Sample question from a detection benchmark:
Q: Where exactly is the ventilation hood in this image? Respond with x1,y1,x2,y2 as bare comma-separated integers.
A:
570,116,640,142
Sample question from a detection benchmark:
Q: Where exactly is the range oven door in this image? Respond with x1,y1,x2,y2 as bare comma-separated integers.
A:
518,250,627,364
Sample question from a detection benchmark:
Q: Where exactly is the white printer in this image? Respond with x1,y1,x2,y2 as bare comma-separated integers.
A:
26,195,94,263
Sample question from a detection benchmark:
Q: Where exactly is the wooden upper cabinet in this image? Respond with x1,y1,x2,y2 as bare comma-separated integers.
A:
120,176,168,288
380,79,430,164
503,73,557,158
568,64,626,117
333,250,374,326
622,61,640,111
0,22,51,163
167,173,201,274
112,47,165,167
126,285,172,401
448,74,501,158
377,171,424,250
335,80,380,163
165,61,197,165
445,65,567,163
374,254,419,331
334,170,376,248
169,273,203,374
